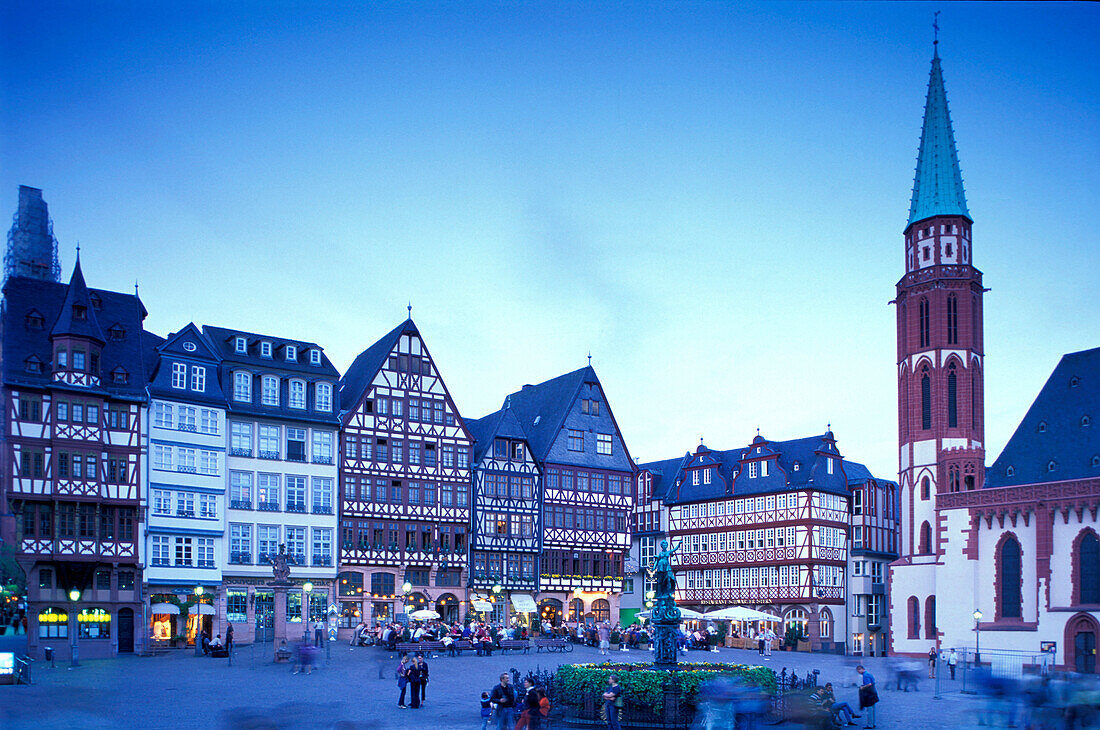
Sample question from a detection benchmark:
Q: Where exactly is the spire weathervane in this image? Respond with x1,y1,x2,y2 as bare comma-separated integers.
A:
587,351,591,366
933,11,940,47
407,301,412,318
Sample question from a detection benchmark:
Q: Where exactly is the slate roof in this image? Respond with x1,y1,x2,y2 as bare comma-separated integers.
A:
499,366,597,461
986,347,1100,488
640,432,881,505
907,48,970,227
2,269,154,401
467,407,530,463
338,318,416,415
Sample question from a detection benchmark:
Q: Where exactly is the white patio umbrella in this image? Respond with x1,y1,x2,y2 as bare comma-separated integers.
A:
409,609,440,621
150,602,179,614
637,606,707,620
703,606,780,622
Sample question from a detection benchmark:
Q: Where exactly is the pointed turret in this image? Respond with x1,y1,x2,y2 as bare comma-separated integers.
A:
907,48,970,228
50,260,106,343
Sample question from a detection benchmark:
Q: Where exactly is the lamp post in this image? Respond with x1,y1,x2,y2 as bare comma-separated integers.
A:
68,589,81,668
492,583,502,622
194,587,205,656
973,609,983,666
303,582,314,642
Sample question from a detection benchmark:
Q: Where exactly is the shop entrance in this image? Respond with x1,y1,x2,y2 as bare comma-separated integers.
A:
254,591,274,641
118,608,134,653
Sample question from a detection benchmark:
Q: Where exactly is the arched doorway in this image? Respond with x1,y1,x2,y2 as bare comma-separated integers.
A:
1065,613,1099,674
538,598,562,628
435,593,459,624
406,592,429,614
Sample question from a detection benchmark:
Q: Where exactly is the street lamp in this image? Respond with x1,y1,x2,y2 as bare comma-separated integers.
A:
303,582,314,642
973,609,983,666
402,581,412,616
194,587,205,656
68,589,81,668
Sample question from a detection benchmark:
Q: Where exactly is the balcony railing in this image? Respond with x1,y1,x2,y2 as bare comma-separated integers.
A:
197,560,216,568
312,555,332,567
229,447,252,458
229,552,252,564
258,450,279,460
176,465,197,474
286,502,306,514
257,501,280,512
229,499,252,510
311,456,333,465
311,505,333,515
175,509,195,518
151,558,170,566
286,453,306,463
178,423,197,432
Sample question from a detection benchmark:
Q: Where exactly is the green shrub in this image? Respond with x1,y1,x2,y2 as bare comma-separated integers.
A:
715,622,728,643
784,625,804,647
610,630,621,644
553,661,776,715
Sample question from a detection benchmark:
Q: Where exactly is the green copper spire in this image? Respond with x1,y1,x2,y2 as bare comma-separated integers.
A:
907,47,970,227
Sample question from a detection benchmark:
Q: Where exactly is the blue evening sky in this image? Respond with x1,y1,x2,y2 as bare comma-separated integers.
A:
2,2,1097,478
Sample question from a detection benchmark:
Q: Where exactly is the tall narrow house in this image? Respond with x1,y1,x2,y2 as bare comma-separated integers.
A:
337,318,473,628
2,190,153,659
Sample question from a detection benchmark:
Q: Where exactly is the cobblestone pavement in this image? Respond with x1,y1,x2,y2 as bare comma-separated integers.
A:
0,636,984,729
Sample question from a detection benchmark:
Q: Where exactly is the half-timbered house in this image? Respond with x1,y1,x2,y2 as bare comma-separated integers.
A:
498,365,635,626
467,406,541,626
144,324,226,645
204,326,340,643
337,318,473,630
644,432,893,652
3,252,154,659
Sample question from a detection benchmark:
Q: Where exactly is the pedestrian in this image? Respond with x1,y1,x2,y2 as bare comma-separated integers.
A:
598,622,611,656
406,654,424,709
948,649,958,680
764,627,775,658
856,665,878,729
396,653,409,708
480,690,492,730
928,647,937,679
757,629,765,656
515,677,538,729
602,674,623,730
225,623,234,654
490,672,517,730
314,620,324,648
416,651,429,705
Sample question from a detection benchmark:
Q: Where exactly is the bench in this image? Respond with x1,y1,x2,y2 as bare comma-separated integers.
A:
394,640,445,655
499,639,530,655
534,638,573,653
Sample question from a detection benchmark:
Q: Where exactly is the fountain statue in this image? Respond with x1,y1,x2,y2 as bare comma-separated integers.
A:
647,538,683,669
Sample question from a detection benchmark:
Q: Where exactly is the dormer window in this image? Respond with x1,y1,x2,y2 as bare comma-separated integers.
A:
289,379,306,409
692,470,700,485
793,461,800,472
182,341,196,352
1093,456,1100,468
703,468,712,485
310,349,321,365
261,375,279,406
234,336,247,354
1048,460,1058,473
171,363,187,389
25,311,44,329
1038,421,1047,433
56,348,68,369
761,460,770,477
72,304,87,321
1071,376,1081,388
1006,466,1015,477
112,367,128,384
107,324,125,341
1082,416,1091,427
89,293,102,310
260,341,272,358
749,462,759,479
25,356,42,374
285,345,297,361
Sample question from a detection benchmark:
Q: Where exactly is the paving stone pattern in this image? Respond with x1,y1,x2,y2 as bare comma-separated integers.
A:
0,636,981,729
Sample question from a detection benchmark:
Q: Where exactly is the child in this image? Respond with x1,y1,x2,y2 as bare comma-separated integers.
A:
480,690,492,730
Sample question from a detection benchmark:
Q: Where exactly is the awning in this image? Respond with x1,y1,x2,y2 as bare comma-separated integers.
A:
471,600,493,612
151,602,179,615
188,604,215,615
510,594,537,613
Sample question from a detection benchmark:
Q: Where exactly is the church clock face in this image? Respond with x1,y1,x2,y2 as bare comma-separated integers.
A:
624,557,640,574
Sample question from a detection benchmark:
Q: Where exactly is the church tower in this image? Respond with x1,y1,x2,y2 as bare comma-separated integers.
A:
4,185,61,284
890,42,986,654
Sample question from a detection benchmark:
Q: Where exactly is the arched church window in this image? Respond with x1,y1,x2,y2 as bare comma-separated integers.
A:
919,522,932,554
949,465,960,493
921,372,931,430
907,596,920,639
998,537,1022,619
946,296,958,344
921,477,930,501
947,364,958,428
925,596,937,639
919,298,930,348
1079,532,1100,605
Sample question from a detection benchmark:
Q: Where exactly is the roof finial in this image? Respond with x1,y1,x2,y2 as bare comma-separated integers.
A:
407,301,412,319
933,11,940,50
76,242,81,261
135,280,139,297
756,426,760,436
587,351,592,366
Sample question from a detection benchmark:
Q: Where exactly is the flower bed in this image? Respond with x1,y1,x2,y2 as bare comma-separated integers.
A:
554,661,776,717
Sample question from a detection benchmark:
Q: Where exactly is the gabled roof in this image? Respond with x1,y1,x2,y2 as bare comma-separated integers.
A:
639,454,694,504
338,318,418,414
499,366,594,461
2,270,155,400
49,260,106,343
986,347,1100,488
467,407,530,463
907,48,970,228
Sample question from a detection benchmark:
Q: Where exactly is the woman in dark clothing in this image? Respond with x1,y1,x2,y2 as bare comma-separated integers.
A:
405,656,424,709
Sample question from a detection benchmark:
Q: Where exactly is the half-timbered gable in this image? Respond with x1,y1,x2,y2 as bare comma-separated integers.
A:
499,365,635,624
202,325,341,642
647,431,891,652
337,318,473,626
467,407,541,603
144,324,228,629
2,249,154,659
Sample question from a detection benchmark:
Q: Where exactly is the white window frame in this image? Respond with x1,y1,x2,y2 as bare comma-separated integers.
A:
152,489,172,515
199,450,218,476
153,444,173,470
261,375,279,406
190,365,205,391
171,362,187,389
285,345,297,361
154,402,173,428
596,433,612,455
233,371,251,402
234,336,247,354
749,462,759,478
310,349,321,365
260,341,272,358
200,409,218,435
315,382,332,412
288,379,306,409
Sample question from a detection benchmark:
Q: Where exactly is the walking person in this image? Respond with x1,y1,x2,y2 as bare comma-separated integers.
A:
928,647,937,679
602,674,624,730
764,627,775,658
598,622,611,656
226,623,234,654
856,665,878,729
396,653,410,708
490,672,517,730
314,620,324,648
406,654,424,709
480,691,492,730
948,649,958,680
